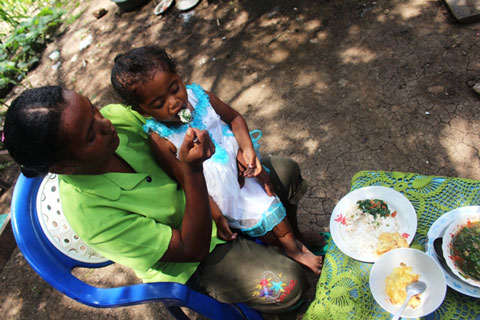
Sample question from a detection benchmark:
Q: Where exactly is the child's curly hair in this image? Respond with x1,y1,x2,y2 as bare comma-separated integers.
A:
111,45,177,107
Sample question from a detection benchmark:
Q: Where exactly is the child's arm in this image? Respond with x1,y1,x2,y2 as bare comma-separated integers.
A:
149,132,186,187
206,91,262,178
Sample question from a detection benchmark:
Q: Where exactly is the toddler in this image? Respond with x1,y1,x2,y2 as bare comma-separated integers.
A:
111,46,323,274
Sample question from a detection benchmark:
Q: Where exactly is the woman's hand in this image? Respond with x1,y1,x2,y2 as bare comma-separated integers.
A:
178,128,215,170
214,215,238,241
242,147,262,178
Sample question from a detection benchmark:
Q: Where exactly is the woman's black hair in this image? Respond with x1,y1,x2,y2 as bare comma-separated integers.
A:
4,86,67,177
111,45,177,107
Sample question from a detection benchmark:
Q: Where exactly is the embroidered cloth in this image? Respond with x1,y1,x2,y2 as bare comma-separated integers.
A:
304,171,480,320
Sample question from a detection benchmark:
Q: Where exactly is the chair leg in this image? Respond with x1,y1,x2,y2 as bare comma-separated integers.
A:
166,305,190,320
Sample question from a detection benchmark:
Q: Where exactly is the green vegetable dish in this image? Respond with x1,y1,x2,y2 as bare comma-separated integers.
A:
450,221,480,281
356,199,396,219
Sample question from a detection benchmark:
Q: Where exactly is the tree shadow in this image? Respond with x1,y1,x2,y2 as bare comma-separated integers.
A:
3,0,480,318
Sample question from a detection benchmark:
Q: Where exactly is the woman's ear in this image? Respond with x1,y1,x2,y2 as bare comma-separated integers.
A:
48,160,77,175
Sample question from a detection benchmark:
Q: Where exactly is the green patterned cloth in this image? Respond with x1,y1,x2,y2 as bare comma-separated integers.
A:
304,171,480,320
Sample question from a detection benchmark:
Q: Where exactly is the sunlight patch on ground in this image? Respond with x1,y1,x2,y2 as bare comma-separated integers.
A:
231,83,277,114
313,30,328,42
441,118,480,179
376,13,388,23
228,11,249,28
339,47,376,64
3,296,22,318
266,47,290,63
348,25,361,35
265,133,288,153
392,0,427,19
259,16,284,27
294,71,328,92
303,137,320,156
305,19,322,32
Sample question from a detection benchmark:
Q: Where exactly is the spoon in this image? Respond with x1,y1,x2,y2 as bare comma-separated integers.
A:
178,107,198,143
391,281,427,320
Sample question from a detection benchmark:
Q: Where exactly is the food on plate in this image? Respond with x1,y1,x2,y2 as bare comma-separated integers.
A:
376,232,409,255
357,199,397,218
385,262,422,308
450,220,480,281
338,199,402,257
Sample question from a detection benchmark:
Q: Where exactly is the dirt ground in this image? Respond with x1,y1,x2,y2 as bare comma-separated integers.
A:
1,0,480,319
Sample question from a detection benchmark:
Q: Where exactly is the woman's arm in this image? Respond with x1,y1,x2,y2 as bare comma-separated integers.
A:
160,128,216,262
207,91,262,177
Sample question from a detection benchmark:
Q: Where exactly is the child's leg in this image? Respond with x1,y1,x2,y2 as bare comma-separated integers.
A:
272,218,323,275
262,156,326,248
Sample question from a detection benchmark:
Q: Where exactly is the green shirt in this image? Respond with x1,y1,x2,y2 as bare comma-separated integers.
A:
59,104,224,284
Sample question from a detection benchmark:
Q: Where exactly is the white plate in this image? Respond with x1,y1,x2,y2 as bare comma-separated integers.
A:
426,206,480,297
176,0,200,11
154,0,174,15
330,186,417,262
370,248,446,318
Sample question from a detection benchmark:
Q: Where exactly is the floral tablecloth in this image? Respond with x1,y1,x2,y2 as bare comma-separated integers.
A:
304,171,480,320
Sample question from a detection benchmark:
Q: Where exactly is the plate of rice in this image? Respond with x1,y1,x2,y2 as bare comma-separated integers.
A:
330,186,417,262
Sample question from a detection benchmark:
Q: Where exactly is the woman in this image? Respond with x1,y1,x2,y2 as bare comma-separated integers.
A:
4,86,309,313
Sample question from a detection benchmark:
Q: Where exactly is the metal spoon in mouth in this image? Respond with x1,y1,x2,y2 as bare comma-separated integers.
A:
391,281,427,320
178,108,198,143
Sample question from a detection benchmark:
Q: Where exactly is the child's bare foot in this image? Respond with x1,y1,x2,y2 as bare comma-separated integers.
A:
283,240,323,275
286,249,323,275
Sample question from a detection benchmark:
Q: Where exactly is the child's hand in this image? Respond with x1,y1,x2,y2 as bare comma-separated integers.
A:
256,168,275,197
242,148,262,178
178,128,215,170
214,215,238,241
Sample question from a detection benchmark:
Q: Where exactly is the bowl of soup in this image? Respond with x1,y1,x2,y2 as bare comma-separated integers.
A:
442,212,480,288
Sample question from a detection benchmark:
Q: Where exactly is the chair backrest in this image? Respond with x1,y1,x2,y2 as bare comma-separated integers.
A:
35,173,108,264
10,173,263,320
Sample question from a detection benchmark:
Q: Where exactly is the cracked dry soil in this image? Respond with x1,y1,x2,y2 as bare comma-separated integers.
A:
1,0,480,319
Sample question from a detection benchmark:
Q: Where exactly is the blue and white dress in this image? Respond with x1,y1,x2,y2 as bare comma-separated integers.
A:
144,83,286,237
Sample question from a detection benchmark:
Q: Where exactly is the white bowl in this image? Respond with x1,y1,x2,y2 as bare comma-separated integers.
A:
442,212,480,288
370,248,446,318
176,0,200,11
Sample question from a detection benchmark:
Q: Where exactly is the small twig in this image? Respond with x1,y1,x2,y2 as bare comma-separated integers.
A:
266,31,286,47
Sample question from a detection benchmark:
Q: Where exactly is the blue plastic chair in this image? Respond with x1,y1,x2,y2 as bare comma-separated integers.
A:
10,173,263,320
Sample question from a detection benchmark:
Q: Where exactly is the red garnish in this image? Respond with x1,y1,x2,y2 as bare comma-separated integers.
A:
391,211,397,217
401,233,409,239
451,255,464,263
335,213,347,225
